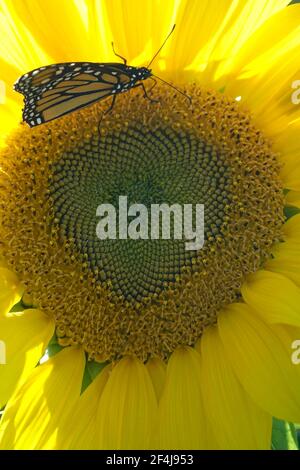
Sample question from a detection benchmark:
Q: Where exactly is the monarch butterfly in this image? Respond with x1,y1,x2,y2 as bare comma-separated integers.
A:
14,25,190,128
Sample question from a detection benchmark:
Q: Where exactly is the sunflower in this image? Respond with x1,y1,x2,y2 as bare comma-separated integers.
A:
0,0,300,450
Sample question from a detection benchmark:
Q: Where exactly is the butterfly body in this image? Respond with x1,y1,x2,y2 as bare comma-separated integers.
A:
14,61,153,127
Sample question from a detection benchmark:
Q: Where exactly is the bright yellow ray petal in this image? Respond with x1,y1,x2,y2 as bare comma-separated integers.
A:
0,308,54,409
59,365,111,450
158,346,209,450
10,0,92,63
224,4,300,80
75,0,113,62
0,59,23,144
0,267,23,316
0,0,52,71
0,59,23,102
167,0,289,81
241,270,300,327
282,213,300,241
225,5,300,136
146,357,166,402
183,0,289,88
266,240,300,287
100,0,178,67
167,0,234,79
97,356,157,450
219,303,300,423
265,217,300,284
0,97,21,146
0,347,85,450
199,325,272,450
286,191,300,209
208,1,289,79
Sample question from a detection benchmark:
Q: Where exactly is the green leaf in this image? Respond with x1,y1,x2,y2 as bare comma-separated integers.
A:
81,366,92,394
272,418,299,450
9,300,25,312
86,360,107,380
295,423,300,448
81,360,108,394
284,206,300,220
47,343,63,357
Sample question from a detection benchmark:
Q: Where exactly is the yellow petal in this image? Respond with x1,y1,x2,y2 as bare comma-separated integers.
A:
286,191,300,209
100,0,178,68
168,0,234,78
199,326,272,450
266,240,300,287
206,0,290,82
225,5,300,136
0,96,21,146
158,346,209,450
146,357,166,402
0,308,54,408
219,303,300,423
0,0,51,70
173,0,289,83
266,217,300,285
0,346,85,449
0,58,23,144
282,213,300,241
225,4,300,81
59,365,111,450
97,356,157,450
0,267,23,316
241,270,300,327
6,0,89,63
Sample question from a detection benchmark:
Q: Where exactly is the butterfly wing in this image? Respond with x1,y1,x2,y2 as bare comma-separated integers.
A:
14,62,133,127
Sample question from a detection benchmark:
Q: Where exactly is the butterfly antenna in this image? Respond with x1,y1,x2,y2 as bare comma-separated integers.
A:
147,24,176,69
152,74,192,104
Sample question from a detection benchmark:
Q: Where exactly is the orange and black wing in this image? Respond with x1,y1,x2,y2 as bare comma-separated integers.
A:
14,62,134,127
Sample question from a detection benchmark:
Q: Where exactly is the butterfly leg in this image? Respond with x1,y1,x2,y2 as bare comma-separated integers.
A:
111,42,127,65
145,78,160,103
104,94,117,114
97,94,117,135
148,77,158,94
133,82,160,104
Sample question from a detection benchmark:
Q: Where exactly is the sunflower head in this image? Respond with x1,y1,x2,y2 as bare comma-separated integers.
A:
0,80,285,362
1,0,300,452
